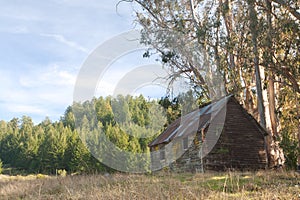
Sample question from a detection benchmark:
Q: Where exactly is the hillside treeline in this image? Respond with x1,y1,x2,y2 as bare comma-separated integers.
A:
0,94,184,174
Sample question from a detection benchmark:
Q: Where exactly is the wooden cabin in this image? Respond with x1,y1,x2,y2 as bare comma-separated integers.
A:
149,95,268,172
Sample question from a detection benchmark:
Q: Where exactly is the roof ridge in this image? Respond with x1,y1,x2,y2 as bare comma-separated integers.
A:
148,94,233,147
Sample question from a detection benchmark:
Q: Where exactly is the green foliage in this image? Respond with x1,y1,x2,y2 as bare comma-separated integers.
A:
57,169,67,177
0,94,185,174
280,130,298,170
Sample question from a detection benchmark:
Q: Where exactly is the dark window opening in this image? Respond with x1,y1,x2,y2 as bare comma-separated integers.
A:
183,137,189,150
160,149,165,160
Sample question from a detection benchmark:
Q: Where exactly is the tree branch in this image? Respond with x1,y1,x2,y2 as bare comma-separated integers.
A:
271,0,300,21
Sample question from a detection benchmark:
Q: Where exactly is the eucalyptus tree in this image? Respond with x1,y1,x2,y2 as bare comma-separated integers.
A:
127,0,300,168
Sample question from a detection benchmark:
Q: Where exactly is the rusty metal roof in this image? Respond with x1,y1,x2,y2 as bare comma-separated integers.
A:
148,95,232,147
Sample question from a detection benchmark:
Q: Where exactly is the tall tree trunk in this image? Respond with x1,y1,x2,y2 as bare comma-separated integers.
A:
265,0,278,137
248,0,272,167
248,0,266,129
265,0,285,168
260,66,272,133
245,81,255,114
268,74,278,137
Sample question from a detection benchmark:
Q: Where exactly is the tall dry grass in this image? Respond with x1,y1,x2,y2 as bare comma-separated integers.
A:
0,171,299,199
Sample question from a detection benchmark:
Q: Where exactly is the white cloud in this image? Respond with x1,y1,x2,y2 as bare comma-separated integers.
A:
40,33,89,53
40,64,77,86
13,26,29,34
8,104,46,115
95,80,116,97
19,64,77,88
0,64,77,121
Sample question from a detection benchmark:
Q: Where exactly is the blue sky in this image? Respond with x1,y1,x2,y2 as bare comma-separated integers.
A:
0,0,168,123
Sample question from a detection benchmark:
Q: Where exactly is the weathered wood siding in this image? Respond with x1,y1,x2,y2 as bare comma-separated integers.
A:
150,96,268,172
203,98,267,171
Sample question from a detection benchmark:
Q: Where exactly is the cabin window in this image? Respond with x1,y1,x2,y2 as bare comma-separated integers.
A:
160,148,166,160
183,137,189,150
216,126,223,136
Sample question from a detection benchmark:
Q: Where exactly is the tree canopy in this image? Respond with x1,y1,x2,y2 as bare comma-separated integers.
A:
0,94,192,174
127,0,300,169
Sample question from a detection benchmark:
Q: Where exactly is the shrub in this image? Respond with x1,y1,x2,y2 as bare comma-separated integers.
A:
57,169,67,177
36,174,47,179
280,131,298,170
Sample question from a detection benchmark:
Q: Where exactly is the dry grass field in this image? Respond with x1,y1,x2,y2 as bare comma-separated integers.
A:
0,171,299,200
